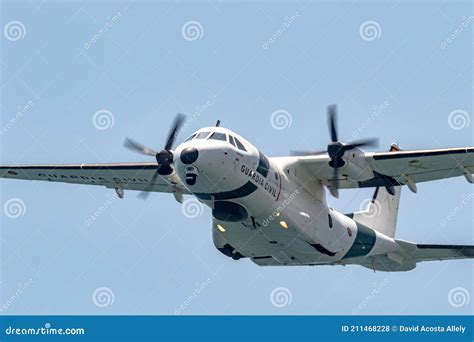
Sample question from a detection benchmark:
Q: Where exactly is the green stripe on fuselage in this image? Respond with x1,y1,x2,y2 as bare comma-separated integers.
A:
343,222,376,259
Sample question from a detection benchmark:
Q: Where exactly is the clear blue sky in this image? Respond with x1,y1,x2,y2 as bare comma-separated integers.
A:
1,0,472,315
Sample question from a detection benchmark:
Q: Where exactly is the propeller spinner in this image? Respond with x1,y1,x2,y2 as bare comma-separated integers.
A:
292,105,379,197
124,113,186,199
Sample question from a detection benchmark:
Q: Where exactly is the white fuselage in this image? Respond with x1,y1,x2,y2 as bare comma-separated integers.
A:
173,127,398,265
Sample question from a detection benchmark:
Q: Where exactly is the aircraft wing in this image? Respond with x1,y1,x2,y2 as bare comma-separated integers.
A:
0,163,190,195
288,146,474,191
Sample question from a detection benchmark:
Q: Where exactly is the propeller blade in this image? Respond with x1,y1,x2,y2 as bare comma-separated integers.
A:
327,104,338,142
124,138,157,157
344,138,379,150
290,150,327,157
164,113,186,151
138,170,160,200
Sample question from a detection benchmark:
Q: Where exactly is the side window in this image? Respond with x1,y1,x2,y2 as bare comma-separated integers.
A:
209,132,227,141
234,138,247,152
328,213,333,228
257,151,270,177
229,135,236,147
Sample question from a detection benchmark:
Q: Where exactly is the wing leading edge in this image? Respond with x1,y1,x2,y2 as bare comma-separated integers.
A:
0,163,190,195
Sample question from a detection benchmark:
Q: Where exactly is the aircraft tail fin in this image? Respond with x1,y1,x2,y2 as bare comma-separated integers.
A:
351,185,401,238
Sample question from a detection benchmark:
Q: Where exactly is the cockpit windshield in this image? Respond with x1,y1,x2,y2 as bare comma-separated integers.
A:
194,131,211,139
185,131,247,152
209,132,227,141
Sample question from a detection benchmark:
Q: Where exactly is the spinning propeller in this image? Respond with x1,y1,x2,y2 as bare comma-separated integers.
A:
124,113,186,199
292,105,379,198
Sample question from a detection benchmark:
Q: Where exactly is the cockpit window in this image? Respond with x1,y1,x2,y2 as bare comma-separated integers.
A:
184,133,197,142
229,135,236,147
209,132,227,141
195,131,211,139
234,137,247,152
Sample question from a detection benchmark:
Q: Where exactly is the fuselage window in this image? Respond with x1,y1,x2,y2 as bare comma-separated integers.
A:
257,151,270,177
229,135,236,147
328,213,333,228
234,138,247,152
184,133,197,142
195,131,211,139
209,132,227,141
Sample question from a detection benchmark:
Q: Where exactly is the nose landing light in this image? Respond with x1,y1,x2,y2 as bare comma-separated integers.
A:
180,147,199,164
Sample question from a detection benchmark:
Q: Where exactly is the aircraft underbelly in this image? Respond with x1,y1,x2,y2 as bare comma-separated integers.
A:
212,214,340,266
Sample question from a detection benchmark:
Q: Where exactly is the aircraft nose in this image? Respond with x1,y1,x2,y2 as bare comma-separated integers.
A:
180,147,199,165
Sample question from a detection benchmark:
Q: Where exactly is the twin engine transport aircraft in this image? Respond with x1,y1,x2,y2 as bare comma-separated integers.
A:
1,106,473,272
